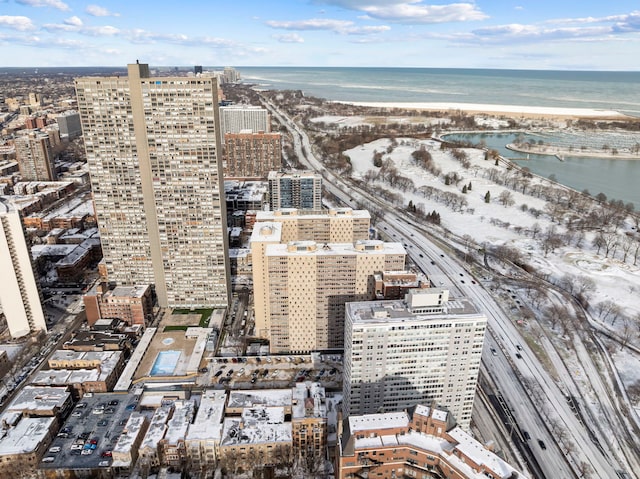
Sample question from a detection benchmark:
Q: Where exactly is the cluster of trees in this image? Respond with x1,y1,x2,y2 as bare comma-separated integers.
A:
410,146,442,176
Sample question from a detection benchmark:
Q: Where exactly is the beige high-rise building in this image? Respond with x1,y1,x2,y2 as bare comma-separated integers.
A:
250,207,371,342
342,289,486,429
0,199,47,338
14,131,56,181
75,63,230,308
255,238,405,353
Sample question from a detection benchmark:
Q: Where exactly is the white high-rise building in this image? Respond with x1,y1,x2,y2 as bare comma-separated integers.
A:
219,105,269,136
75,62,230,309
0,199,47,338
343,289,486,429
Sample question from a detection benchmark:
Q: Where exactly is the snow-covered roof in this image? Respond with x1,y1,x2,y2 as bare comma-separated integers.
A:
250,221,283,243
0,416,55,455
349,411,409,432
186,390,227,442
220,407,292,446
140,405,171,451
6,386,70,414
346,296,484,325
228,389,292,409
447,427,521,479
291,382,327,419
114,412,147,454
164,400,196,446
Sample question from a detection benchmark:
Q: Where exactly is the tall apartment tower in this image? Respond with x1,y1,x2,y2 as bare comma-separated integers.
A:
252,235,405,353
342,289,486,429
268,171,322,210
14,131,56,181
251,208,372,342
224,131,282,178
75,62,231,309
0,199,47,338
219,105,269,136
56,111,82,139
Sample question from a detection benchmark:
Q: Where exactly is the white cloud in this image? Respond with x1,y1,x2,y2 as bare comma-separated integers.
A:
85,4,120,17
360,2,488,24
314,1,487,24
272,33,305,43
266,18,390,35
64,16,83,26
43,22,120,36
16,0,69,11
0,15,35,31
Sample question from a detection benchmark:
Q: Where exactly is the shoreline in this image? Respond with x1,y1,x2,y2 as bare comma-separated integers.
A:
505,143,640,160
334,101,629,119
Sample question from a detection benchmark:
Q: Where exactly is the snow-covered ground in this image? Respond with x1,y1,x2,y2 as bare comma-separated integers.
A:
343,136,640,413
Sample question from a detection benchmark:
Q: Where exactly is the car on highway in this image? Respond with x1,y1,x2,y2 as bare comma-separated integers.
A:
490,348,497,356
523,431,531,440
538,439,546,450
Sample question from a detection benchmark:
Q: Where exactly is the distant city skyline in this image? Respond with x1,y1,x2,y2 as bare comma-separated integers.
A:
1,1,639,70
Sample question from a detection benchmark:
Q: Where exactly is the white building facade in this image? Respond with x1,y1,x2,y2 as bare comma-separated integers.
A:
0,200,47,338
343,289,486,429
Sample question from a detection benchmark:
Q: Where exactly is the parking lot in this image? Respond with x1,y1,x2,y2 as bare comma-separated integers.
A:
196,355,343,390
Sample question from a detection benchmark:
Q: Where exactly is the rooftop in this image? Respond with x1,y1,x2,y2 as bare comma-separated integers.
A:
228,389,292,409
265,240,405,257
6,386,70,414
0,416,55,455
347,294,484,325
186,390,227,441
348,411,409,433
220,407,292,447
164,400,196,446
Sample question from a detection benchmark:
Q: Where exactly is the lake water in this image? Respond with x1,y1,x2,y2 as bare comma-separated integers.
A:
238,67,640,208
444,132,639,208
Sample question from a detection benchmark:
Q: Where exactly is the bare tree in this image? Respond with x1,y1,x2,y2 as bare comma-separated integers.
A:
498,190,515,207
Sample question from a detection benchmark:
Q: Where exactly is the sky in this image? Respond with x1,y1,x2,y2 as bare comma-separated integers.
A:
1,0,640,70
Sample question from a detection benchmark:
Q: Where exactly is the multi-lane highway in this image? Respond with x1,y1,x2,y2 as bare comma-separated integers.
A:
263,94,639,479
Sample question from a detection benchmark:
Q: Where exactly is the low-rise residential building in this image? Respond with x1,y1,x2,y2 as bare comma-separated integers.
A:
292,382,328,464
337,405,528,479
185,390,227,473
34,350,125,397
83,283,154,327
138,405,172,472
0,415,57,476
160,399,196,468
112,413,149,471
219,406,293,476
5,386,72,418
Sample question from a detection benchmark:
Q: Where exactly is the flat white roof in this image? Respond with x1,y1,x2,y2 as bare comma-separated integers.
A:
349,411,409,432
0,417,55,455
186,390,227,441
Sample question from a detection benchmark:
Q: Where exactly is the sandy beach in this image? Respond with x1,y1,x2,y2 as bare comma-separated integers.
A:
335,101,627,119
